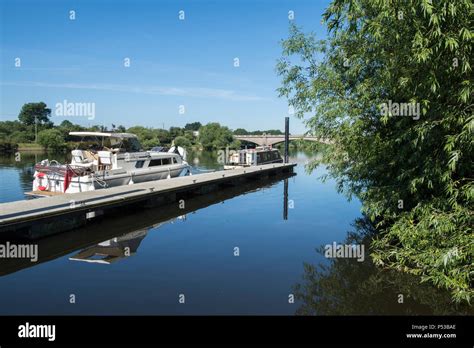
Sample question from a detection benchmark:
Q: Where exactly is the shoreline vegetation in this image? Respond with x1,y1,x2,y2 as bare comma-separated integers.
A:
0,102,321,155
277,0,472,304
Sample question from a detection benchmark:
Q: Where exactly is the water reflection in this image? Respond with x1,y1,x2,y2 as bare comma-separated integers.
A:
69,229,149,265
0,171,295,276
0,152,70,199
293,216,474,315
69,216,187,265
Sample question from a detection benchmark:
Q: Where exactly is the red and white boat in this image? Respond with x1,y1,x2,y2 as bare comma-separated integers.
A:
30,132,189,197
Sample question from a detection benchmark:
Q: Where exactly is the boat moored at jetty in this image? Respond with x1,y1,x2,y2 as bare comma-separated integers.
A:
224,146,283,170
30,132,189,197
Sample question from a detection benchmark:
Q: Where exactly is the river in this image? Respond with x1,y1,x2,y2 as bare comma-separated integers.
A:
0,151,468,315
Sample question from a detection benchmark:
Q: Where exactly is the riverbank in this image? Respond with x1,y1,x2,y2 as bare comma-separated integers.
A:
17,143,45,152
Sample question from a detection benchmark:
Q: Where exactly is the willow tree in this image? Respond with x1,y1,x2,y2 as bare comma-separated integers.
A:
277,0,472,303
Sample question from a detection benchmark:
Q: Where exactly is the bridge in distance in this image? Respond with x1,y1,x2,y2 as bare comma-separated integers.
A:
234,134,332,146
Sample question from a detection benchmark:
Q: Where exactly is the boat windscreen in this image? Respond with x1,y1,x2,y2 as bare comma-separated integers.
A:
72,136,141,152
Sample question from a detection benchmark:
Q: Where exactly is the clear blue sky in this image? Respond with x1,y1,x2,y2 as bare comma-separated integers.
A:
1,0,330,133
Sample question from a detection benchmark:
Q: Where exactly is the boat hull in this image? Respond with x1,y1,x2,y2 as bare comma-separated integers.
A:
31,164,188,196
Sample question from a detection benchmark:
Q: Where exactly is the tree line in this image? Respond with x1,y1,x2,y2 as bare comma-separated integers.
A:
0,102,296,153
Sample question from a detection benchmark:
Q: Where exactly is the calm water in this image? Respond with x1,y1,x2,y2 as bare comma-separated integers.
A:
0,151,469,315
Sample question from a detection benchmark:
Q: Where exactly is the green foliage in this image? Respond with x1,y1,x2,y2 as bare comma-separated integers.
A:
199,122,240,150
58,120,86,139
184,122,202,131
0,120,33,144
183,130,196,143
9,130,33,143
173,135,192,149
127,126,162,150
233,128,249,135
37,129,66,151
169,126,184,139
282,139,330,152
0,140,18,153
278,0,473,302
234,128,284,135
18,102,52,127
115,125,127,132
254,129,284,135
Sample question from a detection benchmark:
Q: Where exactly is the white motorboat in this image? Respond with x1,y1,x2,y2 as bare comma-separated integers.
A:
30,131,190,196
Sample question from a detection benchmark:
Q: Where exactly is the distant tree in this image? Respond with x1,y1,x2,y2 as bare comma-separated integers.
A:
173,136,192,149
198,122,239,150
59,120,74,129
9,130,32,143
184,122,202,131
183,130,196,142
37,129,66,151
116,125,127,132
233,128,249,135
155,128,172,145
169,126,184,139
57,120,86,140
0,120,25,136
127,126,161,149
264,129,284,135
141,138,160,149
18,102,52,127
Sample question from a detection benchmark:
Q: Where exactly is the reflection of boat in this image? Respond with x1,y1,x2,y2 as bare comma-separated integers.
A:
29,132,189,197
68,229,149,264
0,171,295,277
224,146,283,170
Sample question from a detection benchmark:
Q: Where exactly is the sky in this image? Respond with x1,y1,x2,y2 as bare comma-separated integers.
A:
0,0,330,133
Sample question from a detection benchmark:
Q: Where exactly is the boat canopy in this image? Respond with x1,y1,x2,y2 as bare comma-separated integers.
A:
69,132,138,139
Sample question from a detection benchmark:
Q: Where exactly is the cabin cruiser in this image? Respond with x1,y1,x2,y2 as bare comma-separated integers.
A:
30,132,189,196
224,146,283,170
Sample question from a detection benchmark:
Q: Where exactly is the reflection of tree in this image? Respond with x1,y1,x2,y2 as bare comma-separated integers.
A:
188,150,222,170
294,217,474,315
0,152,70,192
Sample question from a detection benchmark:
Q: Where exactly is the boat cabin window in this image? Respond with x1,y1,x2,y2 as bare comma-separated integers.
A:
173,157,178,164
255,151,280,164
149,159,162,166
75,136,113,151
74,135,141,152
135,160,145,168
148,158,172,166
121,138,141,152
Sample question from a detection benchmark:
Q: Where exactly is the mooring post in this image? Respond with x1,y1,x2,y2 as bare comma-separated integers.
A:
284,117,289,163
